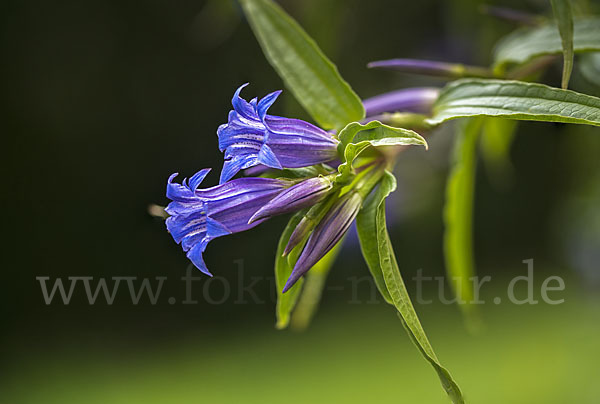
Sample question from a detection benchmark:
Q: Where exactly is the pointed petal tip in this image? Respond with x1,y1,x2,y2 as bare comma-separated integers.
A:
234,82,250,95
247,207,272,225
281,280,293,293
193,264,213,277
167,172,179,184
247,212,262,225
282,241,295,257
282,268,304,292
188,168,211,191
367,59,400,69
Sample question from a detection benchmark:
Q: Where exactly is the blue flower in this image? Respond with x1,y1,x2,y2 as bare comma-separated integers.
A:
217,84,339,184
165,169,288,275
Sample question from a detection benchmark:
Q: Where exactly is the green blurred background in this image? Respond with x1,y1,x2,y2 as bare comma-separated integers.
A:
3,0,600,402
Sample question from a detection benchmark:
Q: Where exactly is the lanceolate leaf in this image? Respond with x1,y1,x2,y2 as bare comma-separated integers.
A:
444,118,483,323
493,17,600,72
356,174,395,304
239,0,364,130
336,120,427,182
290,238,344,330
550,0,574,89
428,79,600,126
275,211,306,329
359,171,465,404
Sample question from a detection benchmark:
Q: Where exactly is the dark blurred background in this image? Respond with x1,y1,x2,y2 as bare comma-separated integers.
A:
2,0,600,402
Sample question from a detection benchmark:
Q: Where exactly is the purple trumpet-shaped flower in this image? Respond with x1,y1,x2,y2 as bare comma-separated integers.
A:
362,87,440,117
217,84,339,184
282,191,363,292
165,169,288,275
249,176,334,224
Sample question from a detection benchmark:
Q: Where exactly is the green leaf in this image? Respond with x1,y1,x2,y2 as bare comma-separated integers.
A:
290,238,344,330
356,174,396,305
480,118,518,190
275,211,306,329
493,17,600,73
550,0,574,88
444,118,483,327
336,120,428,182
239,0,364,130
428,78,600,126
360,171,465,404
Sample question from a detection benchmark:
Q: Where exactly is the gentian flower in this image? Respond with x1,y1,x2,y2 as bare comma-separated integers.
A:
217,84,339,183
282,191,363,292
165,169,288,275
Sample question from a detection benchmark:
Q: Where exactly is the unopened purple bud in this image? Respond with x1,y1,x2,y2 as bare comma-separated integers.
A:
367,59,493,80
282,193,338,256
249,176,334,224
283,215,313,256
368,59,461,75
282,191,363,292
362,87,440,117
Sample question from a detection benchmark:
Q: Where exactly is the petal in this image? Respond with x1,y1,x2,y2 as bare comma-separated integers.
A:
257,90,282,120
231,83,254,119
186,240,213,276
219,154,259,184
188,168,211,192
206,216,232,238
257,144,283,169
166,173,194,201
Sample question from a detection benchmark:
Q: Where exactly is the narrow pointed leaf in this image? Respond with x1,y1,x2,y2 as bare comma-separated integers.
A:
290,238,344,330
444,118,483,324
239,0,364,130
275,211,306,329
336,120,427,182
356,174,395,304
493,17,600,72
360,171,464,403
550,0,574,88
428,79,600,126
